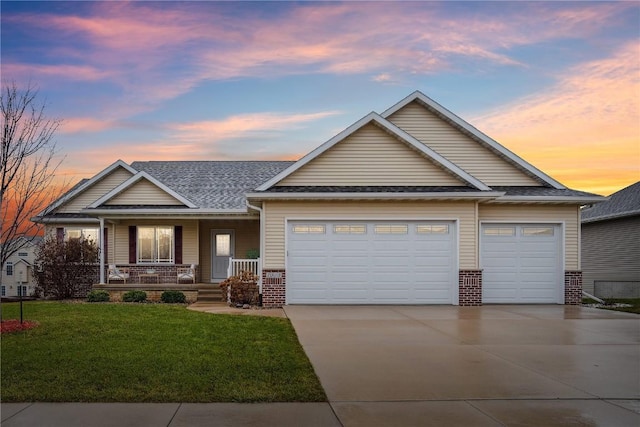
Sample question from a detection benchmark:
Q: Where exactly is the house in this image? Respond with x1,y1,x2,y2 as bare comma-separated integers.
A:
1,237,42,298
581,181,640,298
33,91,604,307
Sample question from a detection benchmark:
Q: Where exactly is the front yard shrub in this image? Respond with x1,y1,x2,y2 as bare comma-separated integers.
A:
161,290,186,304
122,290,147,303
219,271,259,306
87,290,110,302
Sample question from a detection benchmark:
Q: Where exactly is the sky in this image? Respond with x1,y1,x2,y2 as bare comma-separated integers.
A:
1,1,639,197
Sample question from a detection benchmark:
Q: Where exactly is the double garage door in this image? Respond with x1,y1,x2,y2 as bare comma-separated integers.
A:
287,220,563,305
287,220,457,304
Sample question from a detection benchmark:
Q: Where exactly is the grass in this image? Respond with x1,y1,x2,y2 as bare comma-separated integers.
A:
0,301,326,403
583,297,640,315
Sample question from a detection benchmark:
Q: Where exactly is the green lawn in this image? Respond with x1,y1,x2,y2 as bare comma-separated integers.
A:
0,301,326,402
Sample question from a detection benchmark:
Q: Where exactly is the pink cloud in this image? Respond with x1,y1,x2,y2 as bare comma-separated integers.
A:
472,42,639,194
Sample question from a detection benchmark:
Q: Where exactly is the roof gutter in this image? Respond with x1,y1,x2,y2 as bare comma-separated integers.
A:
246,191,505,201
484,195,607,204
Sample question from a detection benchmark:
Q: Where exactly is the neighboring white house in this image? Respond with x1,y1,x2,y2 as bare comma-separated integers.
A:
1,237,42,298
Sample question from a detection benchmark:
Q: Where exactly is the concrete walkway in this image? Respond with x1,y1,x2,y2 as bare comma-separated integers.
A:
2,305,639,426
284,305,640,426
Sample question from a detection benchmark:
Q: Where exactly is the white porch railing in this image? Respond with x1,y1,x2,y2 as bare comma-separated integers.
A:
227,258,262,282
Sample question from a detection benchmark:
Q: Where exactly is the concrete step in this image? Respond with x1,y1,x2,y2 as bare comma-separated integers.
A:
197,288,224,302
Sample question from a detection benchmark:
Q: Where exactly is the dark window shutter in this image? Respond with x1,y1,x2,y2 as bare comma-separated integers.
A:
103,227,109,263
56,227,64,243
128,226,137,264
175,225,183,264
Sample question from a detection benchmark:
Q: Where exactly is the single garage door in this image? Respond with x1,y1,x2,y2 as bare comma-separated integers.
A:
287,220,457,304
481,224,562,303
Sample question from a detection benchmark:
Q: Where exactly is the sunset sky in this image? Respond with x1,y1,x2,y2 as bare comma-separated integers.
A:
2,1,638,196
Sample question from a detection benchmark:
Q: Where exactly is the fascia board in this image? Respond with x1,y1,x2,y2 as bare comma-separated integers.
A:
485,195,607,204
82,207,248,215
88,171,197,209
382,91,566,189
38,160,138,216
246,191,504,201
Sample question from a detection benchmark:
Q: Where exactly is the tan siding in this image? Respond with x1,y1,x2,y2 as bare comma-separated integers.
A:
263,200,477,270
57,168,134,213
113,219,199,266
105,179,184,206
581,217,640,294
198,220,260,282
388,102,540,186
478,204,579,269
278,123,464,186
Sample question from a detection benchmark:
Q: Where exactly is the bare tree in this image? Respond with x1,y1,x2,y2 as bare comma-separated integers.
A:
1,81,64,289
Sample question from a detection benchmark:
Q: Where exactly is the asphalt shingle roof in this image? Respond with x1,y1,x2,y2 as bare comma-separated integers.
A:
581,181,640,223
130,161,294,210
490,186,602,198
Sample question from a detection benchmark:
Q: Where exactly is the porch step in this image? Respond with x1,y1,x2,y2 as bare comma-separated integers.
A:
197,288,224,303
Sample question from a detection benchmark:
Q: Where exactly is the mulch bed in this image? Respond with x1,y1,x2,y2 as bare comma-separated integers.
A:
0,319,39,334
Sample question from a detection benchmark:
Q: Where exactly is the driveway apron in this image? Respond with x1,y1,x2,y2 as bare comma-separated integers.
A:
284,305,640,426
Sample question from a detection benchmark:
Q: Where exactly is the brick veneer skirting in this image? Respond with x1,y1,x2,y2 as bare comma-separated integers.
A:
459,270,483,306
564,271,582,305
262,269,286,308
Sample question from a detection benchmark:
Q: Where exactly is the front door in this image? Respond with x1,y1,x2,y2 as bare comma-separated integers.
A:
211,230,234,282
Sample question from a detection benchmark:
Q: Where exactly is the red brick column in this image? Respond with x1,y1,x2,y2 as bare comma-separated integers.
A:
262,269,286,308
564,271,582,305
459,270,482,306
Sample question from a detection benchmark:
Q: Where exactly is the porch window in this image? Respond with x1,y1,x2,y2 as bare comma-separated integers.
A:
65,227,100,244
138,226,173,263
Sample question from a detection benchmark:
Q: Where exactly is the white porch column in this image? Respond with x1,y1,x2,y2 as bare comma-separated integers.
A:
99,217,105,284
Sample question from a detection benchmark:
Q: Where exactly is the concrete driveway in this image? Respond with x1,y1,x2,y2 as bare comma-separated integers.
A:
284,305,640,426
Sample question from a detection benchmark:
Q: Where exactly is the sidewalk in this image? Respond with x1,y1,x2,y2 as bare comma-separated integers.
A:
1,402,342,427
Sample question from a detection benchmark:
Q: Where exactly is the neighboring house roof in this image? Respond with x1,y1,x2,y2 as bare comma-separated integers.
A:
581,181,640,223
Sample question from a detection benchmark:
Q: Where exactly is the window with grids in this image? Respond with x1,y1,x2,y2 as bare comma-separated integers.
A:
6,262,13,276
138,226,174,263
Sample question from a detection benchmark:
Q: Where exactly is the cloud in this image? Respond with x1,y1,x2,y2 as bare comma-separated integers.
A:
472,41,639,194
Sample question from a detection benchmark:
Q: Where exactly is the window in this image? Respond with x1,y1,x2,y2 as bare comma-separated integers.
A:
522,227,554,236
483,227,515,236
17,286,27,297
374,224,408,234
138,226,173,263
65,227,100,243
292,225,325,234
1,286,5,297
18,252,28,257
334,224,366,234
417,224,449,234
6,262,13,276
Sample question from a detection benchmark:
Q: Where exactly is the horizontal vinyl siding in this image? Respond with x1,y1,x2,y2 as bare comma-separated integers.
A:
263,200,477,270
114,219,199,265
581,216,640,294
479,204,579,269
277,123,464,186
198,220,260,283
106,179,184,206
388,102,540,186
57,168,134,213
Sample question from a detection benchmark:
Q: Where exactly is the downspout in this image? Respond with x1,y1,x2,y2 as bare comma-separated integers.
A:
99,217,105,284
246,201,264,296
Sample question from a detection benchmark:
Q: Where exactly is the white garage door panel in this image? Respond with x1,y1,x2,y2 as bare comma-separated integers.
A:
288,220,456,304
482,224,561,304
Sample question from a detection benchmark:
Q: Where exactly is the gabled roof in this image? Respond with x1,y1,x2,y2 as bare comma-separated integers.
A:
381,91,566,189
87,171,197,209
581,181,640,223
37,160,137,216
256,112,491,191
